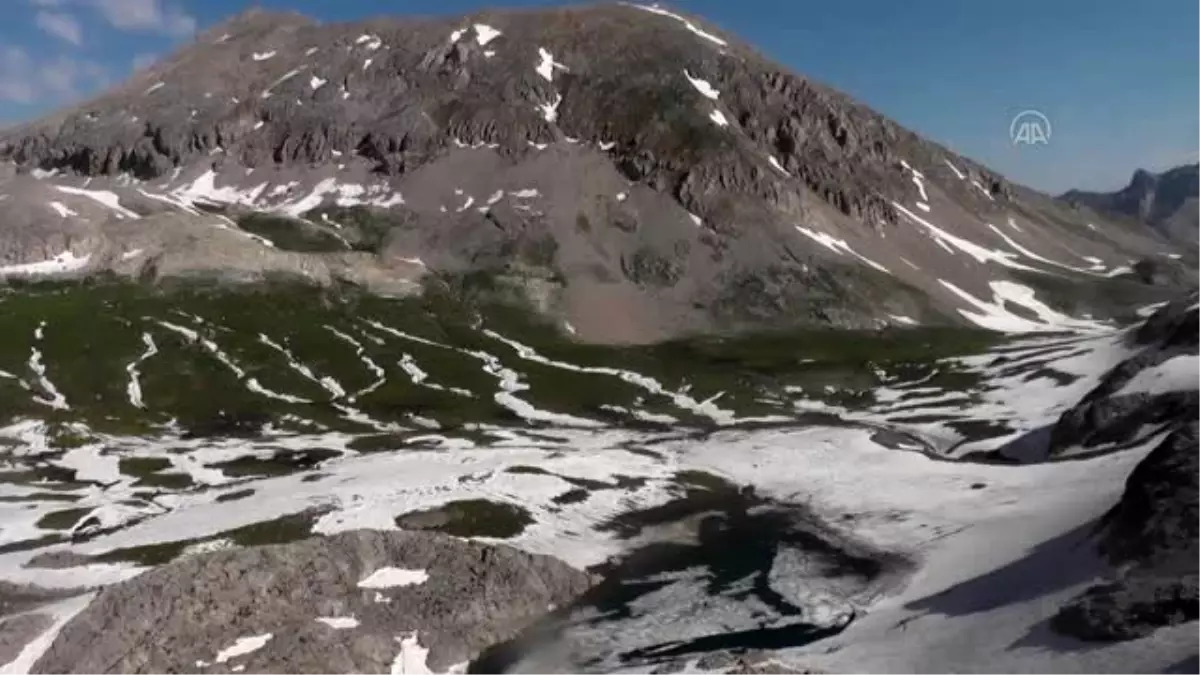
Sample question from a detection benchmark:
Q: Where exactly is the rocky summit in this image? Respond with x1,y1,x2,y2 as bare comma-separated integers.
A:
0,3,1196,675
0,4,1194,342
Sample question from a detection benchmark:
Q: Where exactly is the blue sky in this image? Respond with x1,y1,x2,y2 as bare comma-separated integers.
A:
1,0,1196,193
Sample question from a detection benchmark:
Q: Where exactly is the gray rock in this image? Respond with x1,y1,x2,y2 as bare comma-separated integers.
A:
31,529,596,674
0,613,53,665
1062,164,1199,246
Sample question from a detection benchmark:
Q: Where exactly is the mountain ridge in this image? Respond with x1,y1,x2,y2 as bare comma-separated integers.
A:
1061,163,1199,246
0,2,1193,343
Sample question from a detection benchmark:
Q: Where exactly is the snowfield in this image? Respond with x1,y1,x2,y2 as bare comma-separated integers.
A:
0,294,1195,673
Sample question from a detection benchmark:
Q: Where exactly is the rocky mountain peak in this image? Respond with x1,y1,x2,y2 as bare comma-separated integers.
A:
0,3,1192,343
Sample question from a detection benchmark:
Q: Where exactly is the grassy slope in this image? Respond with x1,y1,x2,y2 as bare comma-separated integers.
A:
0,277,1004,437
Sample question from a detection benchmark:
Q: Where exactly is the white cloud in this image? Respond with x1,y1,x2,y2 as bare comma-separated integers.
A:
35,11,84,45
87,0,197,38
0,46,108,105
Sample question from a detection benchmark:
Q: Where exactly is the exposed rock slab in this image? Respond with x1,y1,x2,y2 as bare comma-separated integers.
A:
31,529,595,674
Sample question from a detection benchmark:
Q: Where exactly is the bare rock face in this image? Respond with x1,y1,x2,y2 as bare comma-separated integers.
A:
1062,164,1199,245
31,529,595,674
1036,298,1200,642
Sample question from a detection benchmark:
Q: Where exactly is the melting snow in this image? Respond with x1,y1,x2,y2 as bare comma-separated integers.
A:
357,567,430,589
537,93,562,123
767,156,789,176
943,158,966,180
535,47,567,82
970,179,995,200
939,279,1105,333
0,251,91,277
47,201,78,218
900,159,930,202
144,82,165,95
310,76,327,90
251,51,276,61
355,34,383,50
28,324,68,410
474,23,502,46
795,225,890,274
683,70,719,99
892,202,1040,272
985,224,1095,275
632,4,728,46
214,633,273,664
316,616,360,629
54,185,139,218
708,109,729,126
125,333,158,409
390,632,433,675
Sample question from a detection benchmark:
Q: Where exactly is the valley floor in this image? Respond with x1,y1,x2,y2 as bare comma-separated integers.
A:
0,287,1195,673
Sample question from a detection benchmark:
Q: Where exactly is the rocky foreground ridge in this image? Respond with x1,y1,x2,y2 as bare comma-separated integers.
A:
0,4,1193,342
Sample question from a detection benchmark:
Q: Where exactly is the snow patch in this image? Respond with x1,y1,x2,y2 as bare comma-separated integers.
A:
535,47,567,82
0,251,91,278
214,633,273,664
125,333,158,409
939,279,1105,333
943,158,966,180
47,201,78,218
357,567,430,589
683,70,719,99
251,51,276,61
892,202,1040,272
632,4,728,46
54,185,139,218
315,616,360,629
474,24,502,46
795,225,890,274
537,93,562,123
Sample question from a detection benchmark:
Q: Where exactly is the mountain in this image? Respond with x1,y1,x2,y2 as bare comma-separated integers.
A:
0,4,1197,674
0,5,1193,343
1062,164,1200,246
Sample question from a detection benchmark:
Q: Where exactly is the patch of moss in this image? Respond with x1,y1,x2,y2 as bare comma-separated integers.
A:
394,498,534,539
118,457,172,478
207,448,340,478
35,507,92,530
92,510,322,566
214,488,256,503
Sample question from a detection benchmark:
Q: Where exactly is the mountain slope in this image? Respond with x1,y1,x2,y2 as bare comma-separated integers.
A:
0,4,1192,342
1062,164,1200,245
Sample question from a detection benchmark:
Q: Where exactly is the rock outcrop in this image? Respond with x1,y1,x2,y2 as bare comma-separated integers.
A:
31,529,595,673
